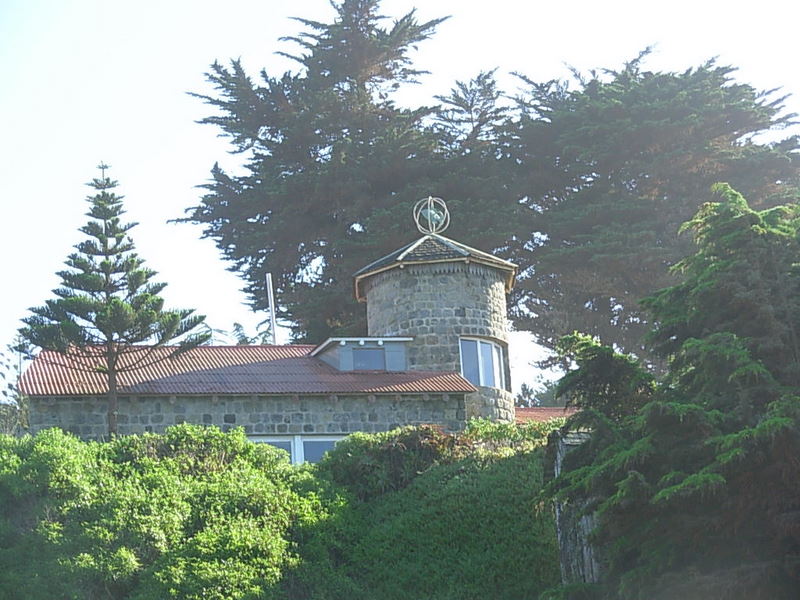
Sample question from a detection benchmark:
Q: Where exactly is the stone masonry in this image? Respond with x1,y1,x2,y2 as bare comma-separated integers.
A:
28,392,468,440
362,261,514,422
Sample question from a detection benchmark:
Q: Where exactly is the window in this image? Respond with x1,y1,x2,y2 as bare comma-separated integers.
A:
459,338,505,389
352,347,385,370
251,435,343,464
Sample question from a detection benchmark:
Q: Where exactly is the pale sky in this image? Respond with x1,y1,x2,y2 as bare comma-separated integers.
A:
2,0,799,390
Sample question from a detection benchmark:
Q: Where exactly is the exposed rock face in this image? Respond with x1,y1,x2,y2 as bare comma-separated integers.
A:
552,431,601,584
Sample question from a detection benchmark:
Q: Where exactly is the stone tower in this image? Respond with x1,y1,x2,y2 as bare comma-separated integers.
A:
353,198,517,423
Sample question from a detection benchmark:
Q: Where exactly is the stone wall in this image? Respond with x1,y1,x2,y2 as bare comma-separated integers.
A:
363,262,510,373
28,392,468,440
551,431,601,585
362,262,513,423
465,387,515,422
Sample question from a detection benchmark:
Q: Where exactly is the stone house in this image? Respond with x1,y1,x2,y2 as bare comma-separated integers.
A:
22,202,530,462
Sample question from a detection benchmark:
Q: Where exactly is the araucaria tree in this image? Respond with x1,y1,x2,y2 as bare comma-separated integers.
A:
21,166,210,436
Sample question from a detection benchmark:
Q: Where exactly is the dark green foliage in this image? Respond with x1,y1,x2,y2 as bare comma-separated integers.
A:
187,3,800,357
316,424,466,500
288,420,562,599
182,1,524,342
507,54,800,360
20,166,210,434
556,333,654,421
548,187,800,598
0,422,562,599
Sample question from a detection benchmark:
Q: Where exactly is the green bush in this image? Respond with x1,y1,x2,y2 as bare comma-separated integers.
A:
0,422,561,599
0,425,320,599
290,421,562,599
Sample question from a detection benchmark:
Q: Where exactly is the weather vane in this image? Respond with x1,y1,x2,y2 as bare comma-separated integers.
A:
413,196,450,234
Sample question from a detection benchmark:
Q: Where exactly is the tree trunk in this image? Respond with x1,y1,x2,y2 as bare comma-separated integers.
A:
106,348,118,437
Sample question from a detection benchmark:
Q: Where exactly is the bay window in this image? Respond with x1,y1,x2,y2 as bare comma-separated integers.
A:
459,338,505,389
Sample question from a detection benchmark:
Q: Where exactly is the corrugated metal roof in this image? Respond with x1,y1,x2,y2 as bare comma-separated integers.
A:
515,406,578,423
20,345,476,396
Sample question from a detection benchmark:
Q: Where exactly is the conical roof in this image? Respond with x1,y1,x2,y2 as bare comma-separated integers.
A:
353,233,517,301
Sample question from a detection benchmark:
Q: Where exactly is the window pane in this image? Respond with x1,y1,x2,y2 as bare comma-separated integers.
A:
479,341,495,387
264,440,292,459
303,440,337,463
353,348,385,370
460,339,480,385
493,344,504,389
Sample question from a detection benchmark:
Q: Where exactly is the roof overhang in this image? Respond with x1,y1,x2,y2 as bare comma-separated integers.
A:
310,337,414,357
352,233,517,302
354,256,517,302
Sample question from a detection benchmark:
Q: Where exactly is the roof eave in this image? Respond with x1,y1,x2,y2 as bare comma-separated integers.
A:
354,256,517,302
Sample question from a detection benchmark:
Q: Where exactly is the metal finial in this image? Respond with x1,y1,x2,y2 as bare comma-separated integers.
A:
413,196,450,234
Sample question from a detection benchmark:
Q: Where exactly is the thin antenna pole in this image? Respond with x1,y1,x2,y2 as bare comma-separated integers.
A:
265,273,278,345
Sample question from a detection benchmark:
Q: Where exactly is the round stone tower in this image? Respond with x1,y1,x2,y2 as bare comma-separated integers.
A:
353,198,517,423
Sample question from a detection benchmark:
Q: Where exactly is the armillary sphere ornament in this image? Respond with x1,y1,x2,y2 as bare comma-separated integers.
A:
413,196,450,234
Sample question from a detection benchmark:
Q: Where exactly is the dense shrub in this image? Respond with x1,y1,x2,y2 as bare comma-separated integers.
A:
0,422,561,599
289,420,562,599
0,425,322,599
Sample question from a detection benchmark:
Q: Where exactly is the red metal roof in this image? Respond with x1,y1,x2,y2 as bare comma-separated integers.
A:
515,406,578,423
20,345,476,396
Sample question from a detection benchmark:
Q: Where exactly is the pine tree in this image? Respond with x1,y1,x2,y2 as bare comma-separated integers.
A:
21,165,210,435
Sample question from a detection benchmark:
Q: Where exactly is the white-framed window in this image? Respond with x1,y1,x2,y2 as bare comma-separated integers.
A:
459,337,505,389
249,435,344,464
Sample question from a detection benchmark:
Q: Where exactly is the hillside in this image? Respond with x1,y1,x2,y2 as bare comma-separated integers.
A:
0,423,560,599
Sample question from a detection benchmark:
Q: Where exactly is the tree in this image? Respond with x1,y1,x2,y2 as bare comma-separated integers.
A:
505,53,800,361
549,185,800,598
514,379,564,407
20,166,210,436
0,336,30,435
183,0,520,342
186,5,800,356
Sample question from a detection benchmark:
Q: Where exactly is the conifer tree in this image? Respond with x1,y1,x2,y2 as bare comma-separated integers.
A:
21,165,210,436
550,185,800,598
506,54,800,360
184,0,520,342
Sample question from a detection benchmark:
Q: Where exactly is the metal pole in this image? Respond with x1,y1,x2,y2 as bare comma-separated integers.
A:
265,273,278,345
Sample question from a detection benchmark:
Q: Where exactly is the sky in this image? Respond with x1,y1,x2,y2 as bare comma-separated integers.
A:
2,0,799,391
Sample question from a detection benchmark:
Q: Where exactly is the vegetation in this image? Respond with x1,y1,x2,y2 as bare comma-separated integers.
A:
549,185,800,598
0,338,29,435
507,56,800,361
185,0,800,360
20,165,210,435
0,421,561,599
